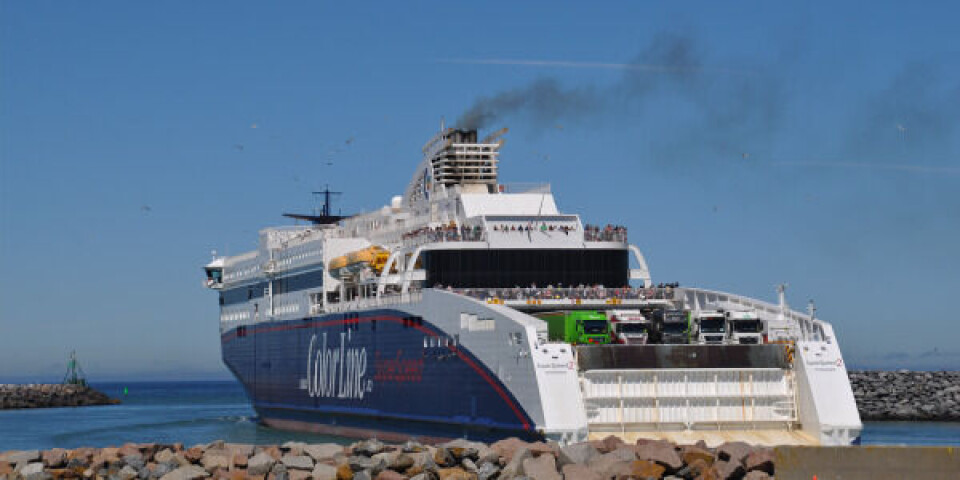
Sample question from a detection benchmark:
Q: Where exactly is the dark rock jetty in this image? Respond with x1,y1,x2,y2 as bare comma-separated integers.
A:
0,436,777,480
849,370,960,421
0,384,119,410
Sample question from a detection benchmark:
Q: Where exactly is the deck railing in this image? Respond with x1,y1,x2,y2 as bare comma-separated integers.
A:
323,290,423,313
401,226,486,247
447,286,677,302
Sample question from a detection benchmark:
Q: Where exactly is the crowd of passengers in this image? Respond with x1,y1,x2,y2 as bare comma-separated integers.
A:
491,223,576,234
435,283,682,301
583,224,628,242
401,222,628,243
402,223,485,243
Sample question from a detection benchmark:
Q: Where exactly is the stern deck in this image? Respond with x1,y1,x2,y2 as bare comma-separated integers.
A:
576,345,805,445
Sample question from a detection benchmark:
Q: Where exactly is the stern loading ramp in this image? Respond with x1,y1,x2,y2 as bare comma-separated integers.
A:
576,345,815,446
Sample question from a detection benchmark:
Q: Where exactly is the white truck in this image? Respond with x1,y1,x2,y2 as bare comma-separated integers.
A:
606,309,651,345
695,310,728,344
726,310,764,344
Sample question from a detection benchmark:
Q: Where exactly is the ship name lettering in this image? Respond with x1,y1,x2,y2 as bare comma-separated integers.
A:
306,332,369,400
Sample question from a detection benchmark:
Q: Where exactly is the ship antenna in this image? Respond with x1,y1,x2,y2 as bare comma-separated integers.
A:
440,116,446,131
776,283,788,308
312,185,343,217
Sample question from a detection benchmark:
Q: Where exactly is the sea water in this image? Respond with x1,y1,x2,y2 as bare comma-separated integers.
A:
0,381,340,451
0,381,957,451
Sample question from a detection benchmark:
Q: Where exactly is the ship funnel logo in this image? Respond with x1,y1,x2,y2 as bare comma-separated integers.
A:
306,332,371,400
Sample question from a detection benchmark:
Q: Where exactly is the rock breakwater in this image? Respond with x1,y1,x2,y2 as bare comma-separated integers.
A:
849,370,960,421
0,436,777,480
0,384,119,410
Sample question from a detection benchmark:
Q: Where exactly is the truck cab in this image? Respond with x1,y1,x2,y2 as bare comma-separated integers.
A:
606,309,650,345
652,308,691,344
538,310,612,345
695,310,727,344
726,310,764,344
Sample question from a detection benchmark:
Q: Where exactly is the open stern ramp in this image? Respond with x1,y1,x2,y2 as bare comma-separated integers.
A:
577,345,806,445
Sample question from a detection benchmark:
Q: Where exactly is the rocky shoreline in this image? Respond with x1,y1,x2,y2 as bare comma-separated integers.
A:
0,385,120,410
849,370,960,421
0,437,775,480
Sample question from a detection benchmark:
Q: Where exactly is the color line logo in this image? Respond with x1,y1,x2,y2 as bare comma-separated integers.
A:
305,331,371,400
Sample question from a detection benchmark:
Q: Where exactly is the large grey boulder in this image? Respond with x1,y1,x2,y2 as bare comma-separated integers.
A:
154,449,176,464
407,451,437,471
0,450,40,464
247,452,276,476
353,470,372,480
224,444,255,458
433,448,456,468
608,446,637,462
635,440,683,470
310,463,338,480
499,447,532,479
521,453,561,480
352,439,387,456
18,463,46,480
151,462,174,478
303,444,344,462
711,459,746,480
348,455,376,471
389,453,415,472
280,454,314,471
476,460,500,480
158,465,210,480
587,453,633,479
199,450,231,473
716,441,754,464
118,465,139,480
561,464,601,480
557,442,600,467
409,473,438,480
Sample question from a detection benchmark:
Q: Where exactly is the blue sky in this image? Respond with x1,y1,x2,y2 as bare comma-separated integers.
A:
1,2,958,381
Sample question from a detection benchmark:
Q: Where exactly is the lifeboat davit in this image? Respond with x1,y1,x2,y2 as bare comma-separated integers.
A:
329,246,390,279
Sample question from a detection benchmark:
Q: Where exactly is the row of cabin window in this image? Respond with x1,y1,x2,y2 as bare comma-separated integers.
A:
219,270,325,305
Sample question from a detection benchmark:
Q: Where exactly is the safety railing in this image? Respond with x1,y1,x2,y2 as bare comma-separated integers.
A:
323,290,423,313
448,286,678,302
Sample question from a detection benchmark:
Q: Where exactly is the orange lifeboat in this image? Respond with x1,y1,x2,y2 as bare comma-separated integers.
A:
329,246,390,279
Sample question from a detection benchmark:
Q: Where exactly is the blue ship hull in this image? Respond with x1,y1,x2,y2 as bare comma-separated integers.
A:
221,309,541,442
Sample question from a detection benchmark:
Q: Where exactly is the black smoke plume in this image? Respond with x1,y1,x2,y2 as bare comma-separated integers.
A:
455,32,782,150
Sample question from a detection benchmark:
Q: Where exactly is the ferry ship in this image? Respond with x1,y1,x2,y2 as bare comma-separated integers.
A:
204,126,862,446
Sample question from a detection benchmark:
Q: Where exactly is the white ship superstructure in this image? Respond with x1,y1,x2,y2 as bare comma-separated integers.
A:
204,126,862,446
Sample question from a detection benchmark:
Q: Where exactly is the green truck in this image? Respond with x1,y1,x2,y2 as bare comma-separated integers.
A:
537,310,612,344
